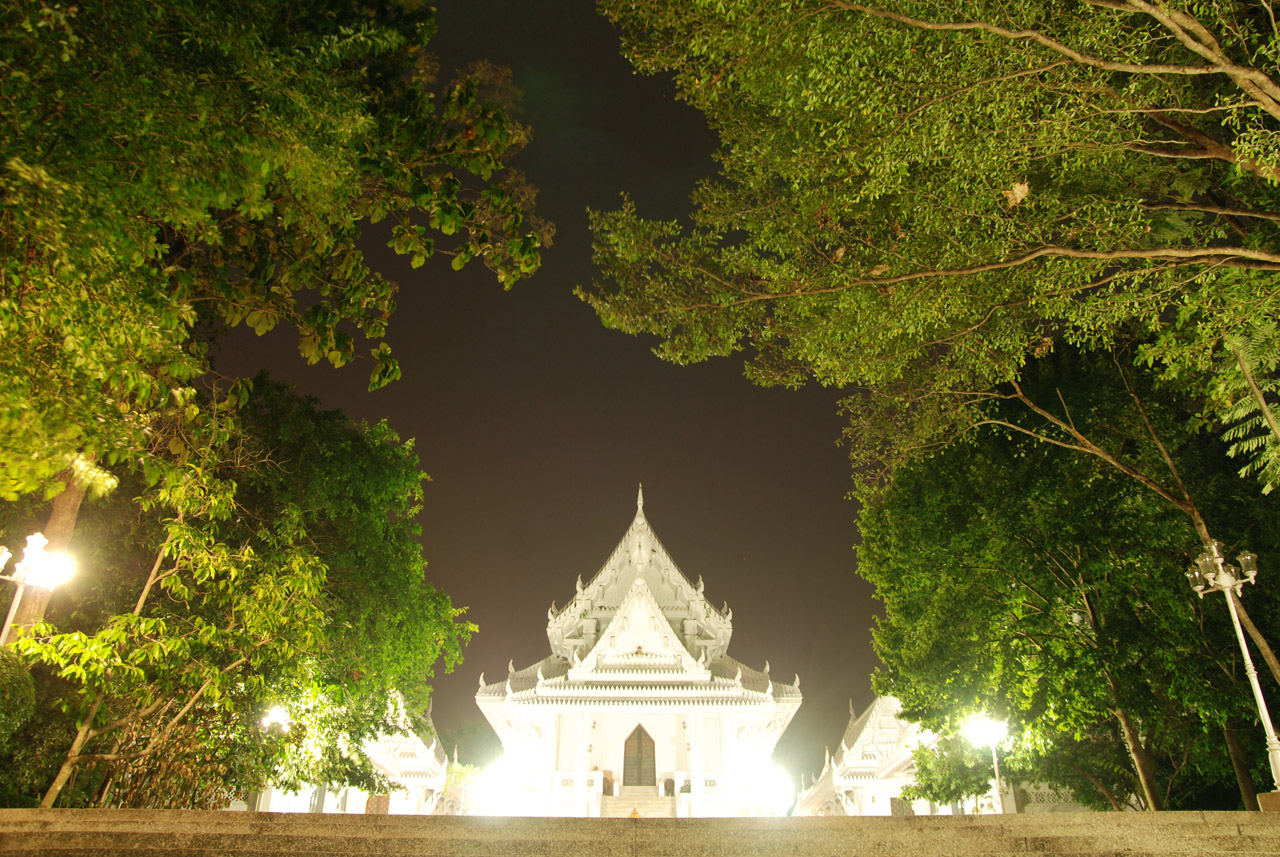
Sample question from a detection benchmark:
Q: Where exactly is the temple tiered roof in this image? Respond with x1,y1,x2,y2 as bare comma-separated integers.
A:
477,486,800,709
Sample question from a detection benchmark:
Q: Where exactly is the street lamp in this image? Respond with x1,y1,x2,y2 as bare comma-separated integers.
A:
0,533,77,646
964,714,1008,813
1187,541,1280,792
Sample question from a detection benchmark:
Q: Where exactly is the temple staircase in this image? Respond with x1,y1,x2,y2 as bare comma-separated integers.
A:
599,785,676,817
2,808,1279,855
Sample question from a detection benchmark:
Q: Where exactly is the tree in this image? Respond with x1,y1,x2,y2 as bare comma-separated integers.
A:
4,380,472,808
1,0,548,503
861,353,1280,810
586,0,1280,493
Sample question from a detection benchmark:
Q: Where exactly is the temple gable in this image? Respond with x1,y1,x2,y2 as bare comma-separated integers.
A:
475,487,801,818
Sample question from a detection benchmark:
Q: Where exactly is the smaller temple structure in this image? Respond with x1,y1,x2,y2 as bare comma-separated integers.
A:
794,696,947,817
475,487,801,817
244,710,449,815
794,696,1088,816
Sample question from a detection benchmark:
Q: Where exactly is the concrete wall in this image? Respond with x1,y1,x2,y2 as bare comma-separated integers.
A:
2,808,1280,856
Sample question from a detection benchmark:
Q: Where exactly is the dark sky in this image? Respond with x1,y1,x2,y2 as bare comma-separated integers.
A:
214,0,881,780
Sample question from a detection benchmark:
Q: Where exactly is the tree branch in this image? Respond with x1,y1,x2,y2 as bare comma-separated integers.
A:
825,1,1239,76
1114,360,1209,543
1139,202,1280,224
668,245,1280,313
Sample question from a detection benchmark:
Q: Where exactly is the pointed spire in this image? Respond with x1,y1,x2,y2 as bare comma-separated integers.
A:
478,672,485,688
764,660,770,674
637,483,644,514
794,673,801,689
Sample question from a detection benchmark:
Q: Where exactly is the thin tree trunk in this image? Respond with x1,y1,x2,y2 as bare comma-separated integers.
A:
1228,343,1280,446
1114,705,1163,811
39,528,175,808
1105,670,1163,811
1224,723,1260,811
41,695,103,808
1229,590,1280,691
1069,763,1124,811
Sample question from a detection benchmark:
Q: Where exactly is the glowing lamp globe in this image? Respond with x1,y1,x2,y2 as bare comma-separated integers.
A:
963,714,1007,749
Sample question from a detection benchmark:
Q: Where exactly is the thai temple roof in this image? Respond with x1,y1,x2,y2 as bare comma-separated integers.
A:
477,486,800,708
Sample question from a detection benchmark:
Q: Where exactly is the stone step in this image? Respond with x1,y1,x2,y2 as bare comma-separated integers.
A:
601,787,676,818
0,809,1277,856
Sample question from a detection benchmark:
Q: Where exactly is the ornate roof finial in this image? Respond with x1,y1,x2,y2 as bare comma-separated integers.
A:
794,673,801,689
478,672,485,688
764,660,770,674
508,659,515,675
637,483,644,513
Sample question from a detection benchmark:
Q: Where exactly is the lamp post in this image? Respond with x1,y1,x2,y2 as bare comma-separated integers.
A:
964,714,1008,813
0,533,77,646
1187,540,1280,792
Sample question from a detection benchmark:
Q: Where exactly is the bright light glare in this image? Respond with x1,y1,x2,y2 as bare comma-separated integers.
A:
261,705,291,732
17,533,76,588
471,753,535,816
758,763,796,816
963,714,1007,748
26,551,76,588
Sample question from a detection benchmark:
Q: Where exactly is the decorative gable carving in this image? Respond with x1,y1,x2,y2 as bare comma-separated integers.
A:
568,576,709,682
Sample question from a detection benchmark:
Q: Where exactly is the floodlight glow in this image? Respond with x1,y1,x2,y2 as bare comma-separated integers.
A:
471,753,536,816
261,705,291,731
15,533,76,589
25,551,76,589
963,714,1007,748
759,763,796,816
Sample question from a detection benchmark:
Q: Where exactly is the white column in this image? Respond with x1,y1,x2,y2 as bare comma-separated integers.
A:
577,712,590,816
690,712,703,817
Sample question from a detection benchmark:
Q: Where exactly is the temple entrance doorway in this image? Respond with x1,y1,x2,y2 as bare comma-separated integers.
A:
622,725,656,786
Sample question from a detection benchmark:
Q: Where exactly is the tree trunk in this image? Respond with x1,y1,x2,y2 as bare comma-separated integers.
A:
1113,706,1163,811
1224,723,1260,811
13,477,88,629
1229,590,1280,691
41,694,102,808
1105,671,1163,811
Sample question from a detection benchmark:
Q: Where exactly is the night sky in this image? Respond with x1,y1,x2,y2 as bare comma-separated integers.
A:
214,0,880,781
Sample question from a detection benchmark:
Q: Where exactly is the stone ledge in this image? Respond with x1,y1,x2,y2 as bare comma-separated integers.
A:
1,809,1278,857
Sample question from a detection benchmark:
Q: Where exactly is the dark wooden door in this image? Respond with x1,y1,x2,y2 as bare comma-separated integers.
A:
623,725,655,786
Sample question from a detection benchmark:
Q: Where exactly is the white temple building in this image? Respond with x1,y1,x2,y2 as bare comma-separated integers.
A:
242,708,449,815
474,487,801,817
794,696,953,817
794,696,1087,816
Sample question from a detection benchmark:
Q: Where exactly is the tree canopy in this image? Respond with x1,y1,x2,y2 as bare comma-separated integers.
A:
861,352,1280,810
1,0,548,501
0,0,539,808
586,0,1280,496
3,379,472,808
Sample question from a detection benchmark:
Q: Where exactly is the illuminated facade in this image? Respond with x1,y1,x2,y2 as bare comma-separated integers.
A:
474,487,801,817
794,696,951,817
794,696,1088,816
249,718,449,815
